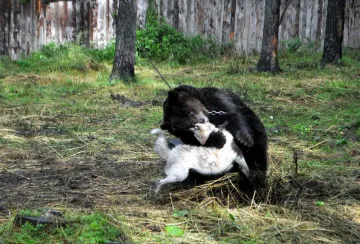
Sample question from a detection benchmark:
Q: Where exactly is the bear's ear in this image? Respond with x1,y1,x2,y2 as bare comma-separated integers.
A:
168,90,187,103
167,90,179,103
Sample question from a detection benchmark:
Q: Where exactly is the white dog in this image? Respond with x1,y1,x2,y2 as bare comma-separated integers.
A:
151,122,250,194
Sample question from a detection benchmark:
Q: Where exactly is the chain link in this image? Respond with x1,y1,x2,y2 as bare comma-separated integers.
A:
208,111,228,116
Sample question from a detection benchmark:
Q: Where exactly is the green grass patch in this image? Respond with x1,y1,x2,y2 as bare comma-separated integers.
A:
0,212,129,243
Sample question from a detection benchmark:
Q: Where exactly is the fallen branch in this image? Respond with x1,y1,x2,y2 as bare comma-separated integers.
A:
306,140,328,150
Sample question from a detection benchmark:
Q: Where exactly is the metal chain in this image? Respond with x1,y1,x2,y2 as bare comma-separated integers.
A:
207,110,228,116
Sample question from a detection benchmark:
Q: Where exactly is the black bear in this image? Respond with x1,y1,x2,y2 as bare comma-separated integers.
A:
160,85,268,190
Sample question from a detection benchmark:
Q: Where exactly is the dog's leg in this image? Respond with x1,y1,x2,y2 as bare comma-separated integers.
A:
234,155,250,178
154,174,185,194
151,129,171,160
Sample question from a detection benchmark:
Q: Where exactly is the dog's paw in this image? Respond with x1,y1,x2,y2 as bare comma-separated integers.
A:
235,130,254,147
146,183,161,201
151,128,163,136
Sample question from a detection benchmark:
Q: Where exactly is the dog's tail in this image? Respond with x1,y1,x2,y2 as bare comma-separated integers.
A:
151,128,170,160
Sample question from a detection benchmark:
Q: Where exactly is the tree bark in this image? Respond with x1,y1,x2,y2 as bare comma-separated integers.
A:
321,0,345,65
110,0,137,82
256,0,281,72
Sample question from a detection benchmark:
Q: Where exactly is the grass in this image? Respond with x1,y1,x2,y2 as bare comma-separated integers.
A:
0,211,129,243
0,44,359,243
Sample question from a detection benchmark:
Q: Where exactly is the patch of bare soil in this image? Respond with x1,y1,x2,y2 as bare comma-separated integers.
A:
0,155,163,211
0,151,246,211
1,150,359,211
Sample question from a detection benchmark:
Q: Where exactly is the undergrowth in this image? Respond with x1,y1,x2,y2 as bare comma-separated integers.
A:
136,6,229,65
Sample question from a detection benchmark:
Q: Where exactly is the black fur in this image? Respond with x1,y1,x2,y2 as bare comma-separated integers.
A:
204,130,226,149
161,85,268,190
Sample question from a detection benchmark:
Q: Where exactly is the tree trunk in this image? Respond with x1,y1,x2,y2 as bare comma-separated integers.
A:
256,0,281,72
110,0,137,82
321,0,345,65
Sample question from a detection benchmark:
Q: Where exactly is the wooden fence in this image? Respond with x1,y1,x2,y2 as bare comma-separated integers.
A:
0,0,359,59
154,0,360,54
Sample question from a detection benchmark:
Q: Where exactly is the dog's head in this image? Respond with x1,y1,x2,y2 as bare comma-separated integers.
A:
190,122,217,145
161,86,209,135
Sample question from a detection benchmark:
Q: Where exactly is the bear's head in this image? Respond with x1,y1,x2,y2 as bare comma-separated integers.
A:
161,86,209,136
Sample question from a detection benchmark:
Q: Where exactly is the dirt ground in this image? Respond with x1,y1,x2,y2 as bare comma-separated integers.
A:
2,148,359,210
0,152,164,212
0,150,249,212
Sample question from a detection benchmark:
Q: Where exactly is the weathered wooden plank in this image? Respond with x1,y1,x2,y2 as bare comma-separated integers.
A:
254,0,264,53
248,0,256,52
299,0,307,42
315,0,323,41
256,0,264,52
29,0,36,55
222,0,232,43
279,0,294,42
293,0,301,39
243,0,251,53
234,0,245,53
10,0,20,59
0,0,9,55
305,0,314,41
37,3,46,47
95,0,106,48
184,0,196,36
215,0,224,43
196,0,206,36
345,0,360,48
0,2,4,55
